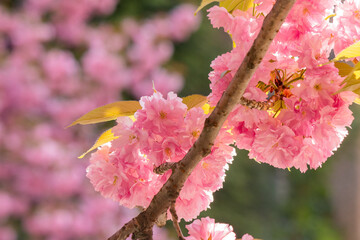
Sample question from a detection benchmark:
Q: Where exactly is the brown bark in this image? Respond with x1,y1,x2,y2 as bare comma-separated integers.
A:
108,0,297,239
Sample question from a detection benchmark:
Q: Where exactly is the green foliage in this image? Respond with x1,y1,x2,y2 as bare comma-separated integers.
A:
202,149,342,240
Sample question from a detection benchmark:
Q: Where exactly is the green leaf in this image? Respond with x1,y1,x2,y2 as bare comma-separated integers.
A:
195,0,220,14
67,101,141,128
333,40,360,61
334,62,354,77
79,128,118,159
220,0,254,13
182,94,208,109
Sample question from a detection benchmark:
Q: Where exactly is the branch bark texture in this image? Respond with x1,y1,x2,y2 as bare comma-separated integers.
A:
108,0,296,239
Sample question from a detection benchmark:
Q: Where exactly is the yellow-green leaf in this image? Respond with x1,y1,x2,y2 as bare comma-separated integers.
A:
182,94,208,109
220,0,254,13
195,0,220,14
79,128,118,159
354,98,360,105
202,103,215,114
334,62,354,77
333,40,360,61
336,62,360,95
67,101,141,128
341,82,360,92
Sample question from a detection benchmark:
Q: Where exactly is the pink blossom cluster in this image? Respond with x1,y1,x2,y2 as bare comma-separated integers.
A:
0,1,199,239
85,1,360,232
207,0,359,172
185,217,253,240
87,92,235,221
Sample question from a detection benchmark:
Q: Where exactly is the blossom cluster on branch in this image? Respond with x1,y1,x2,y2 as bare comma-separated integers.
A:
208,0,358,172
77,0,360,239
0,0,200,239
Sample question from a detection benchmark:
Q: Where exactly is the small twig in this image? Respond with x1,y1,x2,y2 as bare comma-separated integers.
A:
239,96,273,110
170,202,185,240
153,162,176,175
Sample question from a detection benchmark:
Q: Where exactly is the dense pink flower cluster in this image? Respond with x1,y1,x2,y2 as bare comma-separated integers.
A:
85,2,360,235
0,1,199,239
185,217,254,240
87,92,235,221
207,1,359,172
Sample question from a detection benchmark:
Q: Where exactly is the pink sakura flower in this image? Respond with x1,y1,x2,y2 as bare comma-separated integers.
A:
175,129,234,220
254,0,275,15
128,40,173,72
337,0,360,25
145,136,187,166
24,0,54,15
0,227,16,240
209,46,254,105
231,121,256,149
207,6,234,32
169,4,201,41
175,186,214,221
294,138,327,172
86,26,126,53
88,0,117,15
296,33,333,69
190,148,231,192
182,108,207,147
208,53,235,105
241,233,254,240
135,92,187,135
227,105,269,150
55,19,88,45
111,117,146,154
312,123,341,157
291,68,343,109
185,217,236,240
230,15,262,45
249,121,302,170
334,1,360,53
86,146,121,202
82,48,127,89
87,144,162,209
42,50,80,94
228,104,269,129
287,0,336,34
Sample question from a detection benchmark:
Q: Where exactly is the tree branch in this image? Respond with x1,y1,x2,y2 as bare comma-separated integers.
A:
170,202,185,240
108,0,296,239
153,162,176,175
238,96,273,110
